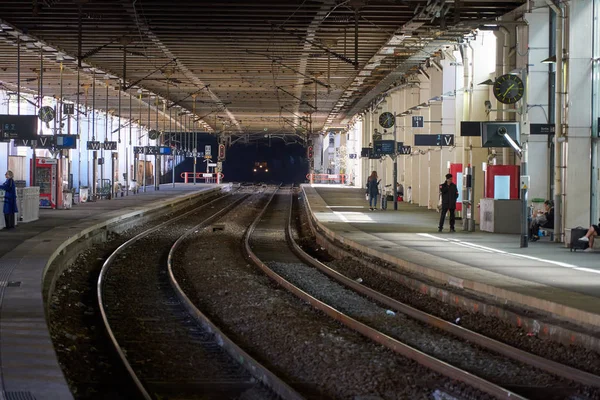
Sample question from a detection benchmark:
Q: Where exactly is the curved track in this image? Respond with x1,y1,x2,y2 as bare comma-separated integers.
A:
245,189,600,400
97,188,294,400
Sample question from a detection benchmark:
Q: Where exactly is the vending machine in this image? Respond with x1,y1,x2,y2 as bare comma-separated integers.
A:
32,158,58,208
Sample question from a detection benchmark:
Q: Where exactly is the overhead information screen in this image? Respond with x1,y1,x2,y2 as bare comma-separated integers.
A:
481,122,519,148
55,135,78,149
460,121,482,137
0,115,38,141
414,134,454,147
373,140,396,155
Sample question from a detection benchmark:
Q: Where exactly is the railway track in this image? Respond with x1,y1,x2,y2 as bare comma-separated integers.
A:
245,188,600,400
97,187,296,400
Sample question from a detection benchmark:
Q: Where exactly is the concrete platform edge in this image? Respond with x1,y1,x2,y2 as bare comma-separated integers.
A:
302,185,600,334
1,185,225,400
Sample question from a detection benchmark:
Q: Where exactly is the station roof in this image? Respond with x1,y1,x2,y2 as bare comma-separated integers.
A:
0,0,525,141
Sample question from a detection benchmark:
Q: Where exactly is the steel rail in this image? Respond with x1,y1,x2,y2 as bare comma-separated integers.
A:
97,190,234,400
295,190,600,389
167,185,304,400
244,190,526,400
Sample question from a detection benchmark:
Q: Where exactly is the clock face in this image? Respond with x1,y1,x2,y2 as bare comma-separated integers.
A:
38,106,55,123
378,112,395,129
493,74,524,104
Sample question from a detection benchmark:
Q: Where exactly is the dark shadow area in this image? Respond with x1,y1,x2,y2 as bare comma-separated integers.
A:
160,133,218,183
222,141,308,184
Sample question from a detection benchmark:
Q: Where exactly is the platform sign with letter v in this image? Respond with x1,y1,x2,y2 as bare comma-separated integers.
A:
440,134,454,146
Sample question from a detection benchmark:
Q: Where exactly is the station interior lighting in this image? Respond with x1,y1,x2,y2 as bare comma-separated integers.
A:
503,131,522,158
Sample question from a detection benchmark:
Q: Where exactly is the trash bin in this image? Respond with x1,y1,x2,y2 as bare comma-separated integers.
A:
80,187,89,203
62,191,73,209
381,195,387,210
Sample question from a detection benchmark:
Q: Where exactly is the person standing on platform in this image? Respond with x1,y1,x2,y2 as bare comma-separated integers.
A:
366,171,381,211
0,171,18,230
438,173,459,232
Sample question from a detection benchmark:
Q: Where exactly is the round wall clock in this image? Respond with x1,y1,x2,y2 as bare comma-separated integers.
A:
493,74,524,104
148,130,161,140
38,106,55,122
378,111,395,128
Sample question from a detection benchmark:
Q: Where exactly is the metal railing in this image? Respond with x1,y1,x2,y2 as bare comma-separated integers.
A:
306,173,349,184
181,172,224,184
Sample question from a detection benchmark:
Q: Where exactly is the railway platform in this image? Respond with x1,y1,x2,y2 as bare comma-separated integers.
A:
302,184,600,342
0,183,223,400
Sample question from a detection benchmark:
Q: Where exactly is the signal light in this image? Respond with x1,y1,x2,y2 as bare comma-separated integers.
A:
218,144,226,160
307,145,313,159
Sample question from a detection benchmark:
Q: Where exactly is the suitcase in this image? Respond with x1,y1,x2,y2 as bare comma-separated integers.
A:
570,227,589,252
381,195,387,210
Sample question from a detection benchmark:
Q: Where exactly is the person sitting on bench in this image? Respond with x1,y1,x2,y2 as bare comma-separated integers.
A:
578,222,600,252
529,200,554,242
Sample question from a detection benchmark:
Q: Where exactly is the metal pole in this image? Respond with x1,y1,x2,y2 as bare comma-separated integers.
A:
127,92,132,195
92,70,97,199
17,34,20,115
193,96,197,185
145,93,150,192
170,99,174,188
110,112,114,199
155,98,161,191
521,145,529,247
102,82,108,197
76,64,81,193
393,112,398,210
469,166,476,232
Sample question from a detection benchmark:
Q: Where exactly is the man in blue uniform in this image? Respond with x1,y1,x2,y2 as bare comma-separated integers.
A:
0,171,18,230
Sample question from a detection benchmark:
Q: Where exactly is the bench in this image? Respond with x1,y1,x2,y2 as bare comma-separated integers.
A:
541,228,554,241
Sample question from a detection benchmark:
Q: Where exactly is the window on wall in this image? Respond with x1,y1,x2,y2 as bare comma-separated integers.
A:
476,30,497,75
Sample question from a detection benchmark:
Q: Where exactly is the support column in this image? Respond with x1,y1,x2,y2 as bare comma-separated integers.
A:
564,0,593,231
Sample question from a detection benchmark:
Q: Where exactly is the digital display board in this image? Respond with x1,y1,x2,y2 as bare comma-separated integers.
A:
414,134,454,147
159,146,172,155
0,115,38,141
55,135,78,149
460,121,482,137
373,140,396,155
360,147,371,158
481,122,519,148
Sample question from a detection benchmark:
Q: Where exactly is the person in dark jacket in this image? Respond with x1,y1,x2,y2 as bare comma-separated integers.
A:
0,171,18,229
438,173,459,232
366,171,381,211
529,200,554,241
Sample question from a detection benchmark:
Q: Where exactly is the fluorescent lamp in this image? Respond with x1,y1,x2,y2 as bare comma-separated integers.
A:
503,131,522,158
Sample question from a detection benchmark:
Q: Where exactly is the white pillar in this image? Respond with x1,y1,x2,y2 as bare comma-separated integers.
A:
565,0,593,229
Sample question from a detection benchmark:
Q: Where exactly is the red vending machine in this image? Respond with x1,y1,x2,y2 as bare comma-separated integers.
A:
449,163,463,211
485,165,520,199
32,158,58,208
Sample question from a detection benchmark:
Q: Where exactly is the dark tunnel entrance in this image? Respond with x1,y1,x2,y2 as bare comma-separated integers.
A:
222,141,309,184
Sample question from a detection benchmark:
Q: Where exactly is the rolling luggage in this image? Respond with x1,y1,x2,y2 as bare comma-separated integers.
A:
570,227,589,252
